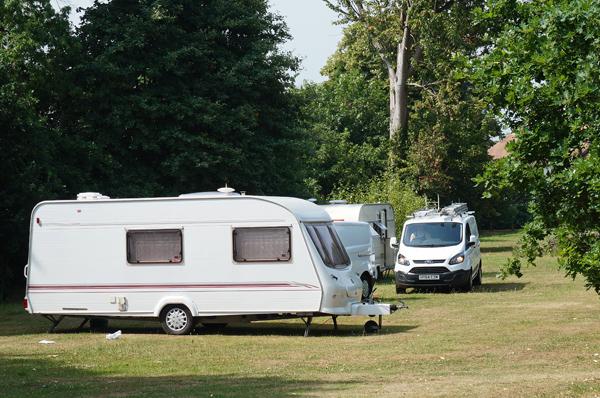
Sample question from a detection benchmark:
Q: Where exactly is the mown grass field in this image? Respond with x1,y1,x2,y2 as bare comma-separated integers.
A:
1,231,598,397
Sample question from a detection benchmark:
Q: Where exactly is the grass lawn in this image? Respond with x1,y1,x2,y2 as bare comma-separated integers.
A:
1,231,598,397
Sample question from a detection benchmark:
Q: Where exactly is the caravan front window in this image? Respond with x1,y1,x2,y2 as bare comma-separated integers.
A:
305,223,350,269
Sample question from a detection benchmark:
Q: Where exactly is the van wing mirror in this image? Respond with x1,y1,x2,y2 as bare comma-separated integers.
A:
467,234,478,248
390,236,399,249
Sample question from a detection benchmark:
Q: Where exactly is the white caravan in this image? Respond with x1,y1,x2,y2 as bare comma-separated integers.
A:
391,203,482,293
331,222,377,299
24,190,398,335
321,202,397,278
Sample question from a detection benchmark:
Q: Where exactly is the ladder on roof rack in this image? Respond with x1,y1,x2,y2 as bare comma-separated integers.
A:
424,194,440,211
410,202,470,218
440,203,468,216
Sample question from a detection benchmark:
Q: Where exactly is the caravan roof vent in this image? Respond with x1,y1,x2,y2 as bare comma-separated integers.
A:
179,185,239,198
328,200,348,205
77,192,110,201
217,185,236,194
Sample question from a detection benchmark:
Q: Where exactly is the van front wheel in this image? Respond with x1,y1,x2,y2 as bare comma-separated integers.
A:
161,305,194,335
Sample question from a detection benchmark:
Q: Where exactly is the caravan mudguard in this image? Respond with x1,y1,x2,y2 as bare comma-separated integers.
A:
153,296,199,318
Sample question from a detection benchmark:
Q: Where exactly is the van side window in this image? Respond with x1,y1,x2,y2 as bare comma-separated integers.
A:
470,219,479,237
233,227,291,262
465,223,472,240
127,229,183,264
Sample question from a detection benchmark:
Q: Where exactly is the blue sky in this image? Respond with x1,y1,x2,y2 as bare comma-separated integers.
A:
50,0,343,84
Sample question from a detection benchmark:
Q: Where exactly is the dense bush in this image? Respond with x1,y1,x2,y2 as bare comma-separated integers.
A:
330,171,426,235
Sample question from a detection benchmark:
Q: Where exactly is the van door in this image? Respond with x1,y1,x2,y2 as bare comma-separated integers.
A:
464,222,475,278
464,219,480,276
469,218,481,271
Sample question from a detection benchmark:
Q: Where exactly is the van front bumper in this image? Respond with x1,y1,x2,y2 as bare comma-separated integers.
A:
395,269,470,290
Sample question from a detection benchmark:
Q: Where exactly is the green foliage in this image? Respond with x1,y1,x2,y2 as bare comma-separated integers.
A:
0,0,306,298
476,0,600,293
0,0,75,298
304,0,499,224
71,0,305,197
331,171,426,232
297,65,388,196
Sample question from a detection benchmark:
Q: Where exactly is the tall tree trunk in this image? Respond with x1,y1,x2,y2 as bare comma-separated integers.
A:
390,5,411,140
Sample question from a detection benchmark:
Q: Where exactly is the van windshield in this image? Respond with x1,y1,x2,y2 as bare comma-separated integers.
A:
403,222,462,247
305,223,350,269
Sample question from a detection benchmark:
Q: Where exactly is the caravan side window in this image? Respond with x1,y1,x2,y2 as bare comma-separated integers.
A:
233,227,291,262
127,229,183,264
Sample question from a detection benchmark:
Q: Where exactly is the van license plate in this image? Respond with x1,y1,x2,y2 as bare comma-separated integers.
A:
419,274,440,280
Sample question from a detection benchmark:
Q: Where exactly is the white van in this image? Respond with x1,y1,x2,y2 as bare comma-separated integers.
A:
320,202,396,278
24,189,398,335
391,203,482,293
331,222,377,299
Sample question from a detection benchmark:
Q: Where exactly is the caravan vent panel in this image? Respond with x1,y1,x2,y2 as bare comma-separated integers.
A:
77,192,110,200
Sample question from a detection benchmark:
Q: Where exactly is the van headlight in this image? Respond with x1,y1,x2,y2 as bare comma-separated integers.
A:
449,253,465,265
397,254,410,266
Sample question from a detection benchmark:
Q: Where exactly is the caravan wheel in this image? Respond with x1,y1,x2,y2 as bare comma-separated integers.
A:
161,305,194,335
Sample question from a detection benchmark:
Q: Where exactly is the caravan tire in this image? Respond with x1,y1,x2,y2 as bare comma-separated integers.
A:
161,305,194,335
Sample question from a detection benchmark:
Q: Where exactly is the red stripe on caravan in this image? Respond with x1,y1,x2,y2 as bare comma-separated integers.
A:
28,282,320,290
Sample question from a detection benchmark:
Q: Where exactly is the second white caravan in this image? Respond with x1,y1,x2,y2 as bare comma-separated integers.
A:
24,190,398,335
321,202,397,278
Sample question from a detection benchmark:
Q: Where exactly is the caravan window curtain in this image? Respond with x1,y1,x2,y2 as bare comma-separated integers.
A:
233,227,291,262
127,229,183,264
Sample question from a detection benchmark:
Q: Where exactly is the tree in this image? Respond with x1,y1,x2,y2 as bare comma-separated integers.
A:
476,0,600,293
324,0,465,147
303,0,496,215
71,0,306,197
0,0,307,298
0,0,75,298
297,26,389,197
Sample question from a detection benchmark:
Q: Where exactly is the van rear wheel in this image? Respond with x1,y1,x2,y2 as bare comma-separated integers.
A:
161,305,194,335
360,272,373,299
473,261,482,286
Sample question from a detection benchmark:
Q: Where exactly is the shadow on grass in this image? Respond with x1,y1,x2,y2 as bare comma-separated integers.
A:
474,282,528,293
0,306,417,337
481,246,514,254
399,281,528,295
1,355,356,398
196,322,418,337
483,271,501,278
479,229,520,239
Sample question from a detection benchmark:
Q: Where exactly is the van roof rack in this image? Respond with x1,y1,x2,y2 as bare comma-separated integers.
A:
409,203,471,219
440,203,468,216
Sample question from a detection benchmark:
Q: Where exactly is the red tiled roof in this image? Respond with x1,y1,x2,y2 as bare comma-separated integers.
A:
488,133,516,160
